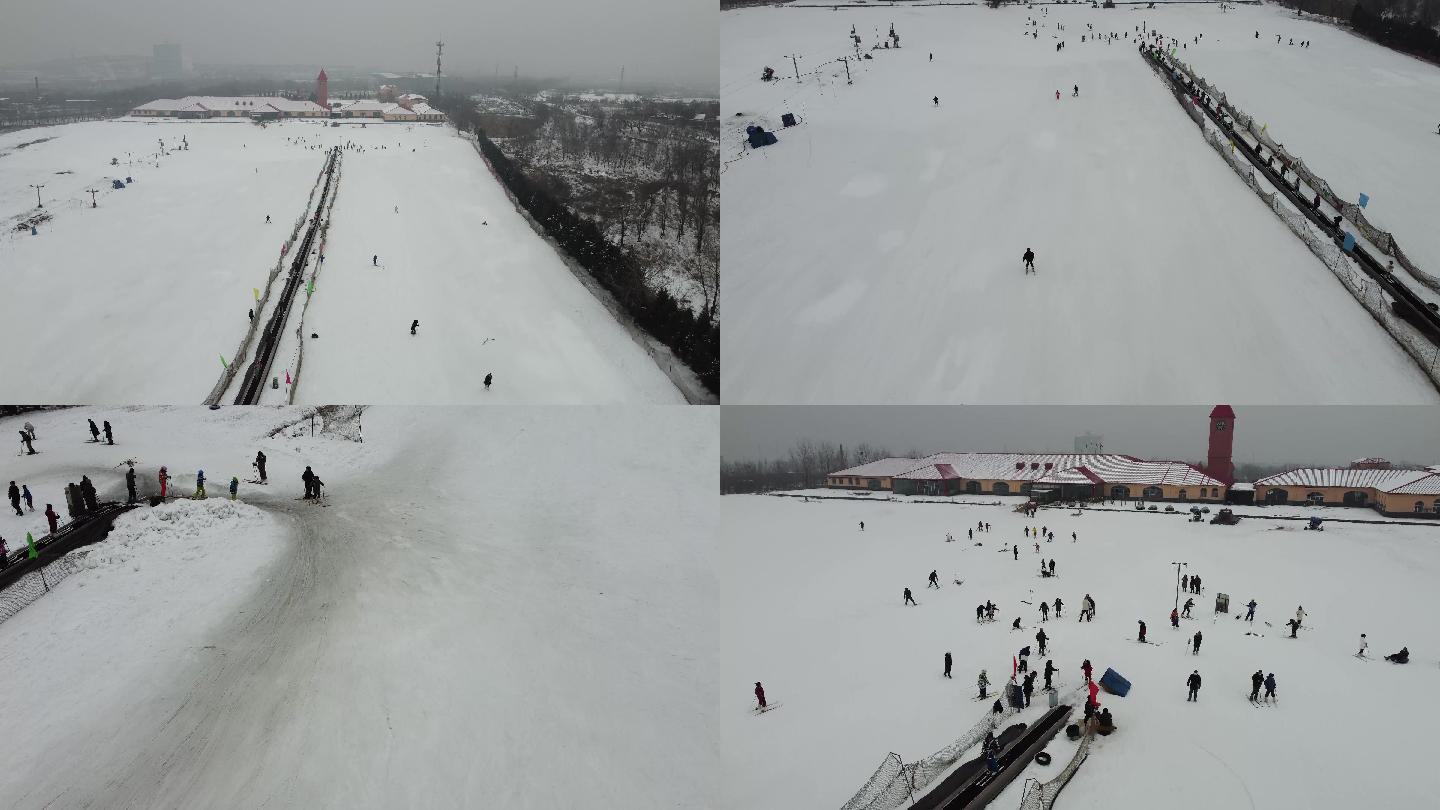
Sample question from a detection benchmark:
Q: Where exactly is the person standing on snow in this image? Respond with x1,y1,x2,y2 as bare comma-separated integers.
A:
754,682,767,709
1357,634,1368,658
21,485,32,512
23,422,35,442
88,419,100,442
1081,659,1093,683
373,254,378,266
302,466,316,499
978,669,990,699
254,451,267,483
933,96,939,106
1073,84,1079,97
194,470,206,499
126,465,137,504
976,604,986,622
1040,601,1050,621
7,481,21,516
1182,574,1189,592
1295,606,1306,628
1183,597,1194,618
44,504,58,534
1250,670,1264,701
1022,248,1036,274
1186,670,1202,701
103,420,113,445
159,466,169,498
230,477,239,500
1192,631,1203,655
1013,545,1019,560
928,570,940,589
484,372,493,390
904,587,917,606
1054,597,1063,617
1022,671,1036,707
1286,618,1300,638
1170,608,1179,628
1245,599,1257,622
1036,627,1048,655
1137,620,1147,643
943,652,953,678
859,521,865,532
1263,673,1277,702
1043,659,1057,690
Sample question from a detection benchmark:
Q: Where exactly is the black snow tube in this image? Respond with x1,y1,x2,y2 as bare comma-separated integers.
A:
1035,752,1053,766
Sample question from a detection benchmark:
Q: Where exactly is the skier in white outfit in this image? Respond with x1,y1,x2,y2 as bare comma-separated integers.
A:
1296,606,1307,628
1357,634,1368,658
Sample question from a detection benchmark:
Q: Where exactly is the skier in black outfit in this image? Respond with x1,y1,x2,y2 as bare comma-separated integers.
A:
1182,597,1194,618
411,320,419,335
103,421,113,445
484,373,493,390
904,587,917,606
1012,616,1022,630
1137,620,1147,642
1022,248,1036,274
1250,670,1264,701
1043,659,1057,690
80,476,98,513
88,419,100,442
302,466,316,499
1039,601,1049,621
8,481,21,516
1022,671,1036,707
928,570,940,589
1192,631,1202,655
1263,673,1277,702
19,431,35,455
944,652,953,678
1187,670,1201,701
1287,618,1300,638
1245,599,1257,622
1385,647,1410,664
1013,545,1019,560
1036,627,1048,655
126,465,137,504
1054,597,1063,617
976,604,986,622
254,451,267,482
933,96,939,106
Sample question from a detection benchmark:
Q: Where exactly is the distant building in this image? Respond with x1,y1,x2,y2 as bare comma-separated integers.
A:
1350,457,1391,470
1074,432,1103,453
151,43,184,81
316,69,329,109
1252,466,1440,516
130,96,328,119
378,84,400,102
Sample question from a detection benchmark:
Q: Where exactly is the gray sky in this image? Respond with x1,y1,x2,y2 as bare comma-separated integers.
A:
4,0,715,90
722,406,1440,468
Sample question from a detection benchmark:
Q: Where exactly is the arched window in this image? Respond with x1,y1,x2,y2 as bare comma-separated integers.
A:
1415,501,1425,513
1110,485,1130,499
966,481,980,494
1343,491,1368,507
1178,489,1188,501
1307,492,1324,505
1143,486,1163,499
992,481,1010,495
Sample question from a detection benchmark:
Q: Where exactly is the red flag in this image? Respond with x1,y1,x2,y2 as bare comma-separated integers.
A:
1012,656,1018,678
285,370,292,384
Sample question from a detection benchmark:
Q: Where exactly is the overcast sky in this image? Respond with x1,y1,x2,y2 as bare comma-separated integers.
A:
4,0,715,90
721,406,1440,468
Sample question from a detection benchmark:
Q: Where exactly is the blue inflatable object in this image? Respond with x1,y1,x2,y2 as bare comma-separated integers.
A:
1342,232,1356,252
1099,667,1132,697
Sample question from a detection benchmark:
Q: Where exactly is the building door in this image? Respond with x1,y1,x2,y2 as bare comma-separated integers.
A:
992,482,1010,495
1265,489,1289,505
1343,491,1368,507
1110,485,1129,500
966,481,980,495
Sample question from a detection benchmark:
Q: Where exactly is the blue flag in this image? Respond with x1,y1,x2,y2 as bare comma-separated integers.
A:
1343,232,1356,252
1357,193,1369,208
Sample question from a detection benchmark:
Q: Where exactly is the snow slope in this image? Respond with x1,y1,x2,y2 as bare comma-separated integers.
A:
721,493,1440,810
0,120,683,403
0,405,716,808
720,5,1439,403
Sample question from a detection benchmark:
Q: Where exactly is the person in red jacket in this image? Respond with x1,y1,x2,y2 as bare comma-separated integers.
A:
45,504,59,535
1170,608,1180,628
158,466,169,498
754,682,767,709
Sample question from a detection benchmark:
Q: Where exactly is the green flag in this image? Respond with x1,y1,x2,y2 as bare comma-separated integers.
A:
307,280,314,296
27,531,37,558
220,355,229,369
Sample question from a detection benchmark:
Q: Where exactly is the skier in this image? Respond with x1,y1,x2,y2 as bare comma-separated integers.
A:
373,254,378,266
1081,658,1093,683
1137,620,1147,643
904,587,917,606
1245,599,1257,622
1012,616,1022,630
1022,248,1036,274
1250,670,1264,701
194,470,206,499
986,601,997,621
1186,670,1201,702
1043,659,1057,690
103,420,113,445
1385,647,1409,664
19,430,36,455
976,604,986,622
1170,607,1179,628
1082,593,1096,622
7,481,21,516
266,215,271,223
126,465,137,504
230,476,239,500
1182,597,1194,618
1295,606,1306,628
302,466,316,499
1263,673,1277,702
978,669,990,698
755,681,767,709
254,451,267,483
1192,631,1202,655
1019,645,1031,674
1286,618,1300,638
484,373,493,390
1357,633,1368,658
1192,575,1201,594
159,466,169,498
1048,559,1056,576
1181,574,1189,592
928,570,940,589
80,476,97,512
967,528,973,541
21,484,32,512
44,504,58,535
411,319,419,335
1054,597,1063,617
1073,84,1078,97
944,652,953,678
1022,671,1036,707
88,419,100,442
859,521,865,532
23,422,35,441
1036,627,1048,655
933,96,939,106
1040,601,1050,621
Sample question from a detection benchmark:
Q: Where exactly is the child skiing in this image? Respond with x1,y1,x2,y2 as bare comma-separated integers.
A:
1022,248,1036,274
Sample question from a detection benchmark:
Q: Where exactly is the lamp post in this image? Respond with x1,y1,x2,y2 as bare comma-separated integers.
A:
29,183,45,208
85,188,99,208
1171,561,1188,610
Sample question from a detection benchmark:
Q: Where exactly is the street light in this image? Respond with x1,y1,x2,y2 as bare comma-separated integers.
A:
29,183,45,208
1171,561,1188,610
85,188,99,208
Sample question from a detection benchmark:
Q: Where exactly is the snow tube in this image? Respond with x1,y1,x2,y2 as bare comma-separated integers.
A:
1035,752,1053,766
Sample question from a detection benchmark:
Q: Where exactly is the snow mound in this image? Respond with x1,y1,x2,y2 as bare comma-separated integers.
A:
76,498,268,575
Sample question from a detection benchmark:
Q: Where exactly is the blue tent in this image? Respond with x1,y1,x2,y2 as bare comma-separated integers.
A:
746,125,778,149
1099,667,1132,697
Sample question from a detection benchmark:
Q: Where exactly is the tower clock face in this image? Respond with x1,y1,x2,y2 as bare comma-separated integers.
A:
1216,421,1227,432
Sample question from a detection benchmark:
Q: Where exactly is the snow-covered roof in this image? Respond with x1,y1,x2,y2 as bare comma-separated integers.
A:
132,98,179,111
837,452,1220,488
1252,467,1439,493
336,100,395,112
1230,483,1255,491
409,102,443,116
130,96,327,115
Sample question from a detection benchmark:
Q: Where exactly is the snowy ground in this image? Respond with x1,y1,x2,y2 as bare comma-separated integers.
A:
0,405,716,808
0,119,684,403
721,493,1440,810
720,3,1440,403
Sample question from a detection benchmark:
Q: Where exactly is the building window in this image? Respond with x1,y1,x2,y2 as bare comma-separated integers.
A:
1143,486,1163,499
1307,492,1324,505
1416,501,1426,513
1178,489,1188,501
992,481,1010,495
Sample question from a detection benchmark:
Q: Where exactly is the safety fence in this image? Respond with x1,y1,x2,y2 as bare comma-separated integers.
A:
838,712,1003,810
1018,727,1094,810
1141,49,1440,390
285,151,345,403
1159,50,1440,294
0,552,87,625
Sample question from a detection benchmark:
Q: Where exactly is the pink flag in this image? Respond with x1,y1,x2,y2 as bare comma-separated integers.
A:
285,370,292,384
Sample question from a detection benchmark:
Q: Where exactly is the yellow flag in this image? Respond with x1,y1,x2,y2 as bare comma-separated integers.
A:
253,287,260,301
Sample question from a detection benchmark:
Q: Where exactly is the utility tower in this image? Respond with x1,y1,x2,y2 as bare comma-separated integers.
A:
434,41,444,99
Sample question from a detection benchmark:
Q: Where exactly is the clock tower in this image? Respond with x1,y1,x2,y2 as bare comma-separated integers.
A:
1206,405,1236,484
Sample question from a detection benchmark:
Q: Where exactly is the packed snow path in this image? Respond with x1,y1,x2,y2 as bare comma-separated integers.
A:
720,4,1440,403
0,120,684,403
0,407,715,808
